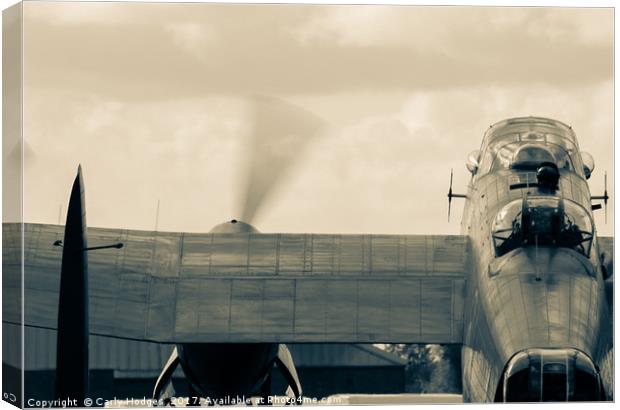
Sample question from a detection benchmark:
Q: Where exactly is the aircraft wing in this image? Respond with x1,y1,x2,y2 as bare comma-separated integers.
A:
3,223,468,344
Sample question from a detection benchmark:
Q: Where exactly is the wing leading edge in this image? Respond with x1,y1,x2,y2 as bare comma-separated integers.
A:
4,223,469,344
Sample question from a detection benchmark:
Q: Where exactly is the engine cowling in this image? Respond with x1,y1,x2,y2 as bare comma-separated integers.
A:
174,219,276,400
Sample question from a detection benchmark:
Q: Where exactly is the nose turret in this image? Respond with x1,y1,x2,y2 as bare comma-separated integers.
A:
499,348,604,402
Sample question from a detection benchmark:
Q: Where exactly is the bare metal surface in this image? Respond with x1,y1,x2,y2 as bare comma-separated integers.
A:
459,118,614,402
4,223,468,343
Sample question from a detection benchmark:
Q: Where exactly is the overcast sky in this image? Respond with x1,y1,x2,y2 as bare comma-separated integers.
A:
12,3,614,235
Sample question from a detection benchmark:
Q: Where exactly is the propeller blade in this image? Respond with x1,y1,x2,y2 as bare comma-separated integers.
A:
152,347,180,402
274,344,302,399
238,96,327,224
55,165,89,405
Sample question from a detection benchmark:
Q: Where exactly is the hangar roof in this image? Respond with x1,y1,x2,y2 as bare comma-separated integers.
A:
5,324,406,375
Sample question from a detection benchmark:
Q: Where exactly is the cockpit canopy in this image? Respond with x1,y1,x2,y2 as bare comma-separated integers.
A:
482,135,580,176
492,197,594,257
476,122,586,178
511,144,556,171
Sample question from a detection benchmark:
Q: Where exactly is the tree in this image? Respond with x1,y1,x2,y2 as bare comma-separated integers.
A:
379,344,462,393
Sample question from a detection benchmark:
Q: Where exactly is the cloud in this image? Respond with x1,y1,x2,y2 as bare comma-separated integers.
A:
18,4,613,236
23,94,252,231
22,4,612,99
294,7,402,47
264,82,613,235
294,6,612,52
24,2,133,25
22,80,613,236
25,3,219,62
164,22,217,60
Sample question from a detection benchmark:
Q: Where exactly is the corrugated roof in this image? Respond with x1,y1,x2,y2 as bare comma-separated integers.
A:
5,324,405,372
5,324,172,371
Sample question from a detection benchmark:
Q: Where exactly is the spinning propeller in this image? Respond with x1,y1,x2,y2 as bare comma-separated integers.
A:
237,96,328,225
52,95,326,403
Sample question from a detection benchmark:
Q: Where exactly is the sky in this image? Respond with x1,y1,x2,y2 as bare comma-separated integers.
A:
7,3,614,235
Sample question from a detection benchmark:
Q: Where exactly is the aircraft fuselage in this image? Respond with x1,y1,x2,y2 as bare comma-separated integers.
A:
459,117,613,401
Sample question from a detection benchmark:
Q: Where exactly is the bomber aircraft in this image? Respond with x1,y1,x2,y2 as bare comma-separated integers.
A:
3,107,614,404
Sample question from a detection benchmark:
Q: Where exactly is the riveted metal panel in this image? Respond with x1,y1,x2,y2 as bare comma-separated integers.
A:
325,279,358,335
357,280,391,340
336,235,365,275
370,235,400,274
294,279,328,337
196,278,231,336
12,223,468,343
248,234,278,275
210,234,250,275
261,279,295,337
180,233,213,276
276,234,307,274
389,280,421,339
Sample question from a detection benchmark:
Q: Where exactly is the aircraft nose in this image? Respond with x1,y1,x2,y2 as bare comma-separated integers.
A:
484,246,612,401
501,348,604,402
487,247,605,349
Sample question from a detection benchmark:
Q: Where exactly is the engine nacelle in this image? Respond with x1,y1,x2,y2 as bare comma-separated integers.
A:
174,219,271,400
176,343,278,400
